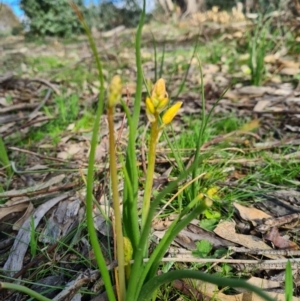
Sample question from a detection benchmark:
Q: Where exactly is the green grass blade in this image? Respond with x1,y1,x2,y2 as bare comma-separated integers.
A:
132,0,145,130
191,57,206,198
137,270,276,301
191,56,229,199
159,41,165,79
0,136,12,176
70,4,116,300
0,282,52,301
162,125,184,172
151,31,158,82
144,201,210,284
285,260,293,301
122,0,145,252
173,37,199,99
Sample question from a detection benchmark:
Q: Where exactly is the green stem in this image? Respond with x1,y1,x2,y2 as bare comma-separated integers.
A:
141,120,159,231
132,1,145,130
119,100,139,250
0,282,52,301
108,107,126,301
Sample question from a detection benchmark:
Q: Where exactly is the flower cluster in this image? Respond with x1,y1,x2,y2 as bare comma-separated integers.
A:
108,75,122,108
146,78,182,125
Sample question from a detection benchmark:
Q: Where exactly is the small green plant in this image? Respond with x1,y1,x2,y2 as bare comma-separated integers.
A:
193,240,227,260
193,240,214,258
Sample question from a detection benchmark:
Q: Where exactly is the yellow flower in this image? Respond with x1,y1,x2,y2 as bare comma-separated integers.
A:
206,186,219,198
145,78,169,122
108,75,122,108
162,101,182,125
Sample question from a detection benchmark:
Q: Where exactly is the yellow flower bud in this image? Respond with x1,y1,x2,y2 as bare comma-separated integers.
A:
108,75,122,108
146,97,155,114
146,97,156,122
162,101,182,125
123,237,133,265
152,78,167,101
156,97,169,113
151,97,160,107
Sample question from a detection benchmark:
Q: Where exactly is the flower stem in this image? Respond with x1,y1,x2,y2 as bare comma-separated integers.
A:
108,107,126,301
142,120,159,231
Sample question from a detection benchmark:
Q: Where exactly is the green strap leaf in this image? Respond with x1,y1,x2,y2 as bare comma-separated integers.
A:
137,270,276,301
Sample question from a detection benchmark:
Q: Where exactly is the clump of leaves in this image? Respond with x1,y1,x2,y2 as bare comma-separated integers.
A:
20,0,96,37
97,1,146,30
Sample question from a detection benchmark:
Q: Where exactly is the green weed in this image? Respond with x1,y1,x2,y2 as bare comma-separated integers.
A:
27,56,66,73
24,94,80,145
247,15,273,86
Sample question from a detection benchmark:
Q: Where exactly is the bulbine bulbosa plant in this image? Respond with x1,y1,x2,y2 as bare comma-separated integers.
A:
0,2,277,301
248,14,271,86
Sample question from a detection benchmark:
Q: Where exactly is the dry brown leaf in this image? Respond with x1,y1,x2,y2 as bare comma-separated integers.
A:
192,278,298,301
214,220,279,259
5,196,30,206
0,174,66,198
231,170,246,180
95,136,109,162
57,143,84,160
279,68,300,76
278,59,300,68
122,82,136,96
253,100,271,112
264,227,299,250
264,54,278,63
234,203,272,226
13,202,34,230
203,64,219,74
238,86,274,96
246,276,281,289
0,201,28,220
